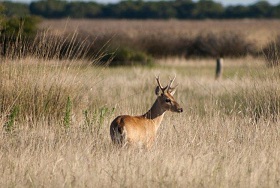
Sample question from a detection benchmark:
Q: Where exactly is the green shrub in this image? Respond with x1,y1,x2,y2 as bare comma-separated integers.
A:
1,15,40,37
103,47,154,66
0,15,41,58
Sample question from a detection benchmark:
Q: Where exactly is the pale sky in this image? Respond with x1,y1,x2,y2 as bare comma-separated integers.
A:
3,0,280,6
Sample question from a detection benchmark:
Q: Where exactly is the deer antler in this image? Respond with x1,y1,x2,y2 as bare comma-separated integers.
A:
156,76,168,93
167,75,178,92
167,75,175,90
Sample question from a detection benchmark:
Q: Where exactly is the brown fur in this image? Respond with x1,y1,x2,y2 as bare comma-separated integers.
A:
110,114,161,147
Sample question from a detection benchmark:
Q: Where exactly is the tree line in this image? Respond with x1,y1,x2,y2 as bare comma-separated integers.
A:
1,0,280,19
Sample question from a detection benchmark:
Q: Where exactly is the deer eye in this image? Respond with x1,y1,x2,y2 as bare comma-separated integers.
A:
165,98,171,103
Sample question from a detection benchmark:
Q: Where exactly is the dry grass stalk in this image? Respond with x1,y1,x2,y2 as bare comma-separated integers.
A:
0,57,280,187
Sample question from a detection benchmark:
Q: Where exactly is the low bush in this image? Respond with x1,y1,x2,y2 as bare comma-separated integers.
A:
135,33,191,58
1,16,41,37
102,47,154,66
186,32,256,58
0,15,42,58
89,31,258,60
263,36,280,68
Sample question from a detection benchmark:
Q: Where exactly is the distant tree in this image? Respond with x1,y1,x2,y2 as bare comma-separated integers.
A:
271,4,280,18
64,2,86,18
192,0,224,19
157,2,177,19
64,2,102,18
117,1,142,18
224,5,250,18
85,2,103,18
30,0,67,18
101,3,122,18
173,0,195,19
0,4,4,30
0,4,4,18
2,16,40,37
2,2,30,17
0,2,40,37
3,0,280,20
247,1,272,18
140,2,164,19
139,2,159,19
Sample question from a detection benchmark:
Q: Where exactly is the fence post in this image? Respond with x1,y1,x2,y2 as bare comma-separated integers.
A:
215,57,223,80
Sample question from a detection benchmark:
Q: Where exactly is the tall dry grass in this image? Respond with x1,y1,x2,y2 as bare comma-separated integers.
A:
1,54,280,187
1,19,280,187
263,35,280,68
41,19,280,55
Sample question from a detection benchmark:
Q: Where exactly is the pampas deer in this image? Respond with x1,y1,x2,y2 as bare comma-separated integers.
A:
110,76,183,148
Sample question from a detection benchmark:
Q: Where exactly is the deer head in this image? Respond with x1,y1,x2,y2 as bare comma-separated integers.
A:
155,76,183,113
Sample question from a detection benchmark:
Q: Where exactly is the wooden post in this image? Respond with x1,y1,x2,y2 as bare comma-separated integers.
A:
215,57,223,80
3,36,7,57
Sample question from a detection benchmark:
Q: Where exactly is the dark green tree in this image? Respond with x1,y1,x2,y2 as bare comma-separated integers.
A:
0,2,40,37
3,0,280,19
192,0,224,19
30,0,67,18
64,2,102,18
0,4,4,23
271,4,280,18
85,2,103,18
174,0,195,19
2,16,40,37
247,1,272,18
224,5,250,18
2,2,30,17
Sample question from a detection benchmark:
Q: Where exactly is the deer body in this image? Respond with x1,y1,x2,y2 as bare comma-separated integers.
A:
110,77,183,148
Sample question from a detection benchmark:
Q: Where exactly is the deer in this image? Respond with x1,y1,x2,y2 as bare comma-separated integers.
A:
110,76,183,148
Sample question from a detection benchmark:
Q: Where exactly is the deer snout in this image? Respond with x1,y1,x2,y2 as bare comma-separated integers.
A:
177,108,183,113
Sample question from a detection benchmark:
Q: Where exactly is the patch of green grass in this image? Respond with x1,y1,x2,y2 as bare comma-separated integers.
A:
103,47,154,67
63,96,72,129
4,106,19,133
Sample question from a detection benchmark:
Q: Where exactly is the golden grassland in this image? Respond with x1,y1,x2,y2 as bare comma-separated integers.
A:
0,55,280,187
0,19,280,187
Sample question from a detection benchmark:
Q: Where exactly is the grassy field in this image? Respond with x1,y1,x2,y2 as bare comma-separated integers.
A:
0,19,280,187
0,54,280,187
41,19,280,48
37,19,280,61
40,19,280,41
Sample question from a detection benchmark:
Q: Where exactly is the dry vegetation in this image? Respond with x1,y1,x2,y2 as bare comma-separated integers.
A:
0,19,280,187
41,19,280,43
41,19,280,50
1,56,280,187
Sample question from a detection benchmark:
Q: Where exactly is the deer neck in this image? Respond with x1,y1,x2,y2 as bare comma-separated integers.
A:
143,99,166,130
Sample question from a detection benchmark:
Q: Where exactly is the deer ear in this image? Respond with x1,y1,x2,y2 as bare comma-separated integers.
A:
155,86,161,96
